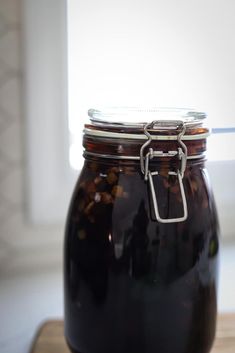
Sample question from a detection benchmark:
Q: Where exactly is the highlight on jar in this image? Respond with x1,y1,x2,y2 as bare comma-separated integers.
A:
64,108,220,353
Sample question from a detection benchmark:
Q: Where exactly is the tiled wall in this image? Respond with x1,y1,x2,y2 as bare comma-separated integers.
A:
0,0,62,275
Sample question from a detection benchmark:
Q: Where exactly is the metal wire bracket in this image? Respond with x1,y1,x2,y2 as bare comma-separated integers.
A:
140,120,188,223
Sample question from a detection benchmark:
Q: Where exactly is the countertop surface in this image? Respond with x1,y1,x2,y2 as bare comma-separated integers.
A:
30,315,235,353
0,243,235,353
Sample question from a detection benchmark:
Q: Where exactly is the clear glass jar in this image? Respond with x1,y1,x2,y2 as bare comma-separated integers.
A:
64,108,220,353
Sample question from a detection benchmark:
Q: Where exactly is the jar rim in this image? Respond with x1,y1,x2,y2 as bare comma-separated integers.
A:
85,107,209,141
88,107,207,129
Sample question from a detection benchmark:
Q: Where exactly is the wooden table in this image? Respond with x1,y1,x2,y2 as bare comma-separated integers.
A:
30,314,235,353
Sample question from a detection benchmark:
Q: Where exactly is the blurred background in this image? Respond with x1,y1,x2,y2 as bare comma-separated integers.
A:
0,0,235,352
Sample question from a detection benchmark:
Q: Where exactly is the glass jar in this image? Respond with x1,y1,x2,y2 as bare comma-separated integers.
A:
64,108,220,353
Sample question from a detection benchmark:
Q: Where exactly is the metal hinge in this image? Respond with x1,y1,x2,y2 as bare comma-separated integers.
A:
140,120,188,223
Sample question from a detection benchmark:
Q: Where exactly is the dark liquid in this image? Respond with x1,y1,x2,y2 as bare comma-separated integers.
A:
64,159,219,353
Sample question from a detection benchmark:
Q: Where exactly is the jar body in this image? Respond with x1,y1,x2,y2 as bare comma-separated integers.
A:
64,158,219,353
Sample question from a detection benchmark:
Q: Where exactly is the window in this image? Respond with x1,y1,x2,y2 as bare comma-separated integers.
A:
24,0,235,240
67,0,235,169
67,0,235,239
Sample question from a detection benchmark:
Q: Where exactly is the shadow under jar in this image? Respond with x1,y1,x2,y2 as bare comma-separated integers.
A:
64,108,220,353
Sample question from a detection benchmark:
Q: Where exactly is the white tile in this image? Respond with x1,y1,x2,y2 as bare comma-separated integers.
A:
0,77,21,119
1,242,63,276
0,166,23,205
0,120,22,162
0,116,8,136
0,240,11,263
0,104,13,123
0,112,7,130
0,58,8,82
0,12,7,36
0,198,11,225
0,30,20,70
0,158,9,181
0,210,63,249
0,211,29,246
0,106,12,134
0,0,20,25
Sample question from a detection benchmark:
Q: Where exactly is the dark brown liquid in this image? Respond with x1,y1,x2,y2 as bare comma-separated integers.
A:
64,158,219,353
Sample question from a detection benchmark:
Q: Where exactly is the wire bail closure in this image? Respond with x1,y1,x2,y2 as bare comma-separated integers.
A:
140,120,188,223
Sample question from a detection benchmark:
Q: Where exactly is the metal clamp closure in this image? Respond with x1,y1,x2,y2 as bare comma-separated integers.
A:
140,120,188,223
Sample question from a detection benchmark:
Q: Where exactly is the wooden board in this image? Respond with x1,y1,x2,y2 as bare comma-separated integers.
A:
30,314,235,353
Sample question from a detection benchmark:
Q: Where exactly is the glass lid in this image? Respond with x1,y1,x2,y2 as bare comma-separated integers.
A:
88,107,207,129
